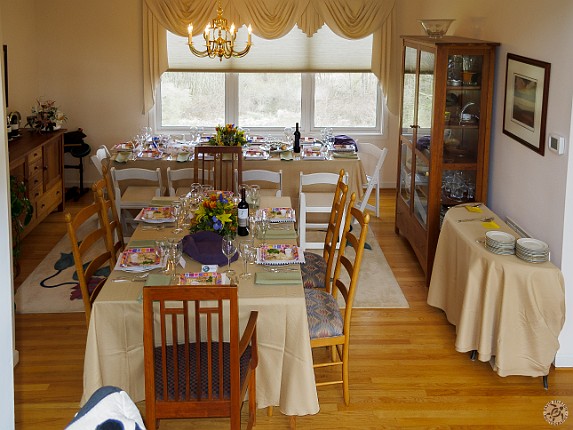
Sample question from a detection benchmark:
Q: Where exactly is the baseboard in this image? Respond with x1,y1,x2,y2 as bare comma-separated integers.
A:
554,353,573,368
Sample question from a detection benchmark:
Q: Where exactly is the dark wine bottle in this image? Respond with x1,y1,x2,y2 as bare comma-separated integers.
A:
293,122,301,153
237,187,249,236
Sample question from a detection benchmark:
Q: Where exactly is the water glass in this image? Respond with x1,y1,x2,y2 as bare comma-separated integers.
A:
221,233,237,274
248,185,260,211
258,214,270,246
171,201,183,234
239,239,255,279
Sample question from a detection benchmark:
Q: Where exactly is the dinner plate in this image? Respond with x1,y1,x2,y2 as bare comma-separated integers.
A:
256,244,305,265
117,247,162,271
178,272,222,285
244,149,270,160
257,207,296,223
135,207,175,223
516,238,549,252
176,152,191,162
485,231,515,244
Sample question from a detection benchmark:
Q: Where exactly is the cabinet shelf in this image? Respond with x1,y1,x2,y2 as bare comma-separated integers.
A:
395,35,499,284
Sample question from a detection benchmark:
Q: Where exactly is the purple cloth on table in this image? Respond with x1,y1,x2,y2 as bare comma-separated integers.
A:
334,135,358,151
182,231,239,266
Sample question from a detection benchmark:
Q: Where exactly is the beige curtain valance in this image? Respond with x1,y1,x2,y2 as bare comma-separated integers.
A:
143,0,396,113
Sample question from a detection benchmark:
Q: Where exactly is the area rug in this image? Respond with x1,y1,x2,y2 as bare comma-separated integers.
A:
306,227,409,309
15,224,407,314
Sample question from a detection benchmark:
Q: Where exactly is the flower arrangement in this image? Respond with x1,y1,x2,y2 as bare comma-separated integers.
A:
30,98,67,132
208,124,246,147
190,192,237,236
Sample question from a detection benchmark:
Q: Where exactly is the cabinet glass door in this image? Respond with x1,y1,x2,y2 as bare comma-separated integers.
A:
399,142,412,204
414,155,429,227
401,46,418,139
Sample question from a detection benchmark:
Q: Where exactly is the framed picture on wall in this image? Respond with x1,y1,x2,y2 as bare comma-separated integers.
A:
503,53,550,156
3,45,7,107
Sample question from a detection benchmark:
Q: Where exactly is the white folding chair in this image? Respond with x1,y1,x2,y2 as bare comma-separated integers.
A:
90,145,111,177
110,167,164,232
239,169,283,197
166,167,193,197
299,170,348,250
357,143,388,218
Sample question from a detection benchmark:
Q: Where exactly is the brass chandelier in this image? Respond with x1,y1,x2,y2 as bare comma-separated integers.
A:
187,1,252,61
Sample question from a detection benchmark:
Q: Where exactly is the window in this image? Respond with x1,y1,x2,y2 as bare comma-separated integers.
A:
157,71,381,134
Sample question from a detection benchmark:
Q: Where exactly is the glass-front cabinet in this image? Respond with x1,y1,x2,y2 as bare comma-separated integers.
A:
395,36,499,283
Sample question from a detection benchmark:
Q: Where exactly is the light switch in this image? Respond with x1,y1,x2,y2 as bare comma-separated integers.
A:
548,134,565,155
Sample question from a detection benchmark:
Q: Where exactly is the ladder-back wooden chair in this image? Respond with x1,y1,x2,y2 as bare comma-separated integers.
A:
194,146,243,194
143,284,258,430
92,178,125,263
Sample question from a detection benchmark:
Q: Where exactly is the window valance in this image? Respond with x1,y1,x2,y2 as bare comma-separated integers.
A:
143,0,396,113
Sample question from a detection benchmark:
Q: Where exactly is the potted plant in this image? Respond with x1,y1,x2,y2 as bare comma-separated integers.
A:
10,175,33,272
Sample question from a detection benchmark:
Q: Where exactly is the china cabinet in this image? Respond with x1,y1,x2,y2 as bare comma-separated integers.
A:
9,129,65,238
395,36,499,282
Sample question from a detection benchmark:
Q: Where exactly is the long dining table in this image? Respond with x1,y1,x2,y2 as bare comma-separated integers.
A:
81,196,320,417
110,147,365,209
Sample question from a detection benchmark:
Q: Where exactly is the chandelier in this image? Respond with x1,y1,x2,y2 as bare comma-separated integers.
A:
187,2,252,61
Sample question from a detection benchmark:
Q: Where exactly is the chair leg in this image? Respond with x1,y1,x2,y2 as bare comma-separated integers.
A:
342,344,350,406
375,183,380,218
299,194,307,250
248,372,256,429
267,406,273,416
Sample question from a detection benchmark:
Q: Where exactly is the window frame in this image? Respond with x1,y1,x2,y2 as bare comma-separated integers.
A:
153,72,384,136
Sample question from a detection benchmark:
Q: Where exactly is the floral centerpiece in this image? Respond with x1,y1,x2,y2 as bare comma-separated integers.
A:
208,123,246,146
30,98,67,132
190,192,237,236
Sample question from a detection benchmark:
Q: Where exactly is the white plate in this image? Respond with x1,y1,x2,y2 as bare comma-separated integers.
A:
485,231,515,244
516,238,549,252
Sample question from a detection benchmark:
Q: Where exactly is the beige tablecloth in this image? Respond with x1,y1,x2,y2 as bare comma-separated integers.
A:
82,197,319,416
111,152,365,209
427,204,565,377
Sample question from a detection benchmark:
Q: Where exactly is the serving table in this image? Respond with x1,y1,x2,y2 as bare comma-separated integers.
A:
81,196,319,417
110,150,365,208
427,204,565,380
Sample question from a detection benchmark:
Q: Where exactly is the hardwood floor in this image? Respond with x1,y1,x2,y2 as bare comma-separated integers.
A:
13,189,573,429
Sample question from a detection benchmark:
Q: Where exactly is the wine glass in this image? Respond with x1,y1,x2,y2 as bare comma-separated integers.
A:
284,127,293,145
155,240,169,273
221,233,237,274
169,239,183,281
171,201,183,234
258,213,270,246
239,239,255,279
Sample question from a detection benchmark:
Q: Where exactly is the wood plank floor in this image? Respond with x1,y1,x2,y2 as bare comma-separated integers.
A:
13,189,573,429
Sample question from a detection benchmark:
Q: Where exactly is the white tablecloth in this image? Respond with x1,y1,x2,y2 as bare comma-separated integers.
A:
81,197,319,416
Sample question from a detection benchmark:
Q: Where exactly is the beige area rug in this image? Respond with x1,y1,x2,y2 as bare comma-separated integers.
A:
306,228,408,309
16,222,407,314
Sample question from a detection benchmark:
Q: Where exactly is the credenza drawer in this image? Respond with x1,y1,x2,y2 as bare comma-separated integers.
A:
36,180,63,219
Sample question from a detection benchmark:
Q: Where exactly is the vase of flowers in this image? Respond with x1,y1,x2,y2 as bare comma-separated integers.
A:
30,98,67,132
190,192,237,236
208,124,247,147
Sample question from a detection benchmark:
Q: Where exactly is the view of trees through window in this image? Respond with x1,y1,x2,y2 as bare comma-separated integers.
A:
158,71,380,131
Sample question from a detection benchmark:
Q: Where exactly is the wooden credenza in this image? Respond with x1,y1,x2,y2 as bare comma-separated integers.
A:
9,129,65,238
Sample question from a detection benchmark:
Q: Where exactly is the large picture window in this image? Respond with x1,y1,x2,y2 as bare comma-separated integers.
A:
157,71,381,134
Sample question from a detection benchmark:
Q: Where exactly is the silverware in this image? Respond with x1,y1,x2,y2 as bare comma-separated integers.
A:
112,273,149,282
457,216,494,223
263,266,298,272
452,203,482,208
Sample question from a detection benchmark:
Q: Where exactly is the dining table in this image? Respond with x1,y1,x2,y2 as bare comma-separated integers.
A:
81,196,320,418
427,204,565,381
110,143,366,209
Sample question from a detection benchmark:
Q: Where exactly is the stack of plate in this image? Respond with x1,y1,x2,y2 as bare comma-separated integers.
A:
485,231,516,255
516,238,550,263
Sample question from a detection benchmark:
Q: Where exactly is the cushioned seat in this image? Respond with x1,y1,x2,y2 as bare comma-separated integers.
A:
302,252,327,290
305,288,343,339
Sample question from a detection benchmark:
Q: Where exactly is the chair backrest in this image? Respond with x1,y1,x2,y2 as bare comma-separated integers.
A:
358,143,387,186
194,146,243,193
90,145,112,176
110,166,163,201
92,178,125,262
143,284,258,429
322,170,349,293
299,171,346,190
65,203,113,326
240,169,283,197
166,167,194,197
331,192,370,331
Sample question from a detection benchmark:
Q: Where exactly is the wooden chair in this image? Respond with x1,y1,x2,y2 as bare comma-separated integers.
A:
110,166,164,232
64,202,113,327
92,178,125,263
143,284,258,430
356,143,387,218
238,169,283,197
304,192,370,405
298,169,348,250
301,170,348,291
194,146,243,193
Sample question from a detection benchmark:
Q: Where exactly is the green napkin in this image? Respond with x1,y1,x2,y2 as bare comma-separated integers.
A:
332,152,358,159
280,151,294,161
151,196,179,206
255,271,302,285
128,240,157,249
144,274,172,286
265,228,298,239
114,152,130,163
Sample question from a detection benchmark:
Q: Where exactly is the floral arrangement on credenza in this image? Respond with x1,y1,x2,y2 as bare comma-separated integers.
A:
189,192,237,236
29,98,67,132
208,123,246,146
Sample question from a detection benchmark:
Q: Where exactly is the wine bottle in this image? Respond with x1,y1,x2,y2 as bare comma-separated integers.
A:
293,122,301,154
237,187,249,236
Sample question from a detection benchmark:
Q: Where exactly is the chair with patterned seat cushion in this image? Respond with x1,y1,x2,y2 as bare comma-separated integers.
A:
305,192,370,405
301,170,348,291
92,177,125,263
143,284,258,430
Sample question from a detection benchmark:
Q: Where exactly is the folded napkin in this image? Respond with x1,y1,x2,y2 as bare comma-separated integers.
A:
280,151,294,161
114,152,130,163
127,240,157,249
255,271,302,285
144,274,172,286
334,135,358,151
465,206,483,213
265,228,298,239
182,231,239,266
332,152,358,159
150,196,179,206
482,220,500,229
